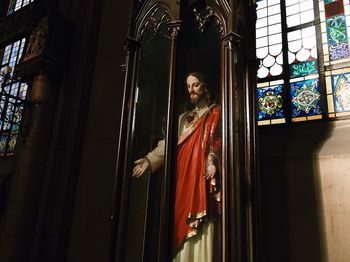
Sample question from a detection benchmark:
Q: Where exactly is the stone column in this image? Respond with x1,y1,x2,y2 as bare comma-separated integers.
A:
0,70,57,262
0,14,72,262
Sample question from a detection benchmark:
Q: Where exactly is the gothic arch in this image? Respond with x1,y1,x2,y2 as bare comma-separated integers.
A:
190,0,228,36
135,1,174,40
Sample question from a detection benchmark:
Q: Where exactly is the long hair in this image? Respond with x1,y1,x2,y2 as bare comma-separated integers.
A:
185,72,215,108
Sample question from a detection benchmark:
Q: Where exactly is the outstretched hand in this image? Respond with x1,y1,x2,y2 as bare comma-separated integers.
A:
132,158,150,178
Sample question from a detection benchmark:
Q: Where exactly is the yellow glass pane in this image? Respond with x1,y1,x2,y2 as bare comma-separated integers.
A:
330,58,350,66
331,67,350,75
336,111,350,117
307,115,322,120
271,118,286,124
290,77,304,83
258,120,271,126
292,117,307,122
329,113,335,118
326,76,332,94
327,94,335,113
257,82,269,88
270,79,284,85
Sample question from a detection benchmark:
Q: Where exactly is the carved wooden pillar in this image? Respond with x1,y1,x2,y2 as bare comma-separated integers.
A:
111,37,140,262
244,3,261,262
158,20,181,262
0,14,72,262
221,32,243,262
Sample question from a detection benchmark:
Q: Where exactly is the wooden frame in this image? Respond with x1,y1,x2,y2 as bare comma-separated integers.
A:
111,1,260,261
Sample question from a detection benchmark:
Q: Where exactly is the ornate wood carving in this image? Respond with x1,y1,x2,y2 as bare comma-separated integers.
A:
168,20,181,40
137,3,172,40
222,32,242,51
22,17,48,62
191,0,229,36
14,14,73,79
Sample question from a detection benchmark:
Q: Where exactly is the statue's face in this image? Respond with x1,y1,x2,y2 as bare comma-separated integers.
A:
186,75,204,104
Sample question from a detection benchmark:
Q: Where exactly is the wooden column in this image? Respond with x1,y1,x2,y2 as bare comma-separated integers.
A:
0,70,57,262
111,37,140,262
157,20,181,262
222,31,244,262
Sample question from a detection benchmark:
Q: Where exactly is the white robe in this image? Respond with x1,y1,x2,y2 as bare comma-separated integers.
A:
173,222,216,262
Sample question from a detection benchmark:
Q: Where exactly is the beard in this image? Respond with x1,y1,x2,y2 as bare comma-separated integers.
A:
189,92,203,104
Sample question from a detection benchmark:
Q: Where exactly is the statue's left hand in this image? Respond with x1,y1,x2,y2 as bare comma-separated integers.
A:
205,162,216,180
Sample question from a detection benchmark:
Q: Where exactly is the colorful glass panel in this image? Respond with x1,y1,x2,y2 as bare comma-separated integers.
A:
323,0,350,61
257,85,284,120
7,133,17,155
332,73,350,112
0,133,9,156
18,83,28,99
288,26,318,78
0,39,27,156
257,0,350,124
290,79,322,117
326,15,347,45
290,60,318,78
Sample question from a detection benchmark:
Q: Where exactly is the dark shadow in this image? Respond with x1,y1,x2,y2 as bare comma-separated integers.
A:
175,7,221,116
258,120,333,262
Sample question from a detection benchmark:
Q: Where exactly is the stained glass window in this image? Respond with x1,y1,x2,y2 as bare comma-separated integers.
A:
257,80,286,125
290,78,322,120
256,0,283,79
7,0,34,15
0,39,27,156
256,0,350,125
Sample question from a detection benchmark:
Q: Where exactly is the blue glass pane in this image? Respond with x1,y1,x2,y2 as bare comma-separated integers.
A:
12,107,22,125
5,103,15,122
0,133,8,155
11,124,20,132
332,73,350,112
291,79,322,117
257,85,284,120
290,60,318,78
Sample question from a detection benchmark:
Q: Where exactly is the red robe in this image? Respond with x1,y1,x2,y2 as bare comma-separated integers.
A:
173,105,221,254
